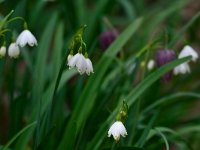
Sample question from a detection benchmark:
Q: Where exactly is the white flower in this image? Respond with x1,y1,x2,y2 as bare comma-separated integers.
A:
16,30,37,47
85,58,94,75
108,121,127,141
8,43,20,58
67,54,73,62
174,45,198,75
68,53,87,75
179,45,198,62
174,62,190,75
147,59,155,71
0,46,6,58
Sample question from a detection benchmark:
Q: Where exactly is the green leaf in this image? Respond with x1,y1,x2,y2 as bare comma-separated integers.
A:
137,110,159,147
0,145,12,150
100,147,144,150
153,129,169,150
58,121,77,150
0,0,4,3
37,125,56,150
0,10,14,31
169,10,200,47
142,92,200,115
1,122,36,150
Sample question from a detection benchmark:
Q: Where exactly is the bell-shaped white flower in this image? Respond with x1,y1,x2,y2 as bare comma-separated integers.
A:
147,59,155,71
174,62,190,75
16,30,37,47
108,121,127,141
85,58,94,75
8,43,20,58
67,54,73,62
76,54,87,75
174,45,198,75
179,45,198,62
68,53,87,75
0,46,6,58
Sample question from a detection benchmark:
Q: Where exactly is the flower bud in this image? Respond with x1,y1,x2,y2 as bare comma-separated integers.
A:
156,49,176,82
99,29,119,51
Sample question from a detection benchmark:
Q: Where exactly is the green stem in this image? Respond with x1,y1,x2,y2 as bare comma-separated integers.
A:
5,17,25,25
111,141,120,150
0,29,13,36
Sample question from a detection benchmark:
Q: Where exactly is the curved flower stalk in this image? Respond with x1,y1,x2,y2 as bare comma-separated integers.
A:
108,100,128,142
174,45,198,75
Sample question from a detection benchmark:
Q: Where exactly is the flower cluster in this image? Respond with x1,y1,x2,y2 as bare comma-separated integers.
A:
0,14,37,59
153,45,198,82
108,100,128,142
67,25,94,75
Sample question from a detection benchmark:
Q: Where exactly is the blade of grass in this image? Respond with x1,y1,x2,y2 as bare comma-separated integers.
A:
37,125,56,150
58,121,77,150
1,122,36,150
141,92,200,115
154,129,169,150
137,110,159,147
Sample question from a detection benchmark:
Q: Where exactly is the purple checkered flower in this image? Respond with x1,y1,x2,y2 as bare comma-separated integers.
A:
156,49,176,82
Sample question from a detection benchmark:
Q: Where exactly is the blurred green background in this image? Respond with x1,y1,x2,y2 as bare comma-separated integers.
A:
0,0,200,150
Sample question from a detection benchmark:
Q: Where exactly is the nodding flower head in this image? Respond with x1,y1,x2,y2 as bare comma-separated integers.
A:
8,43,20,58
16,30,37,47
173,45,198,75
99,29,119,51
108,121,128,141
156,49,176,82
0,46,6,58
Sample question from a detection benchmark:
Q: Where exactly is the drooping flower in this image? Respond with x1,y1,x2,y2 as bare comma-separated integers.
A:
99,29,119,51
147,59,155,71
16,30,37,47
156,49,176,82
8,43,20,58
0,46,6,58
174,62,190,75
108,121,128,141
67,54,73,62
178,45,198,62
68,53,87,75
174,45,198,75
85,58,94,75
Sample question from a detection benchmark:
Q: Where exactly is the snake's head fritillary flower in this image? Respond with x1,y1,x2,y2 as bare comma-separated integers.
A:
156,49,176,82
8,43,20,58
16,30,37,47
108,121,128,141
99,29,119,51
0,46,6,58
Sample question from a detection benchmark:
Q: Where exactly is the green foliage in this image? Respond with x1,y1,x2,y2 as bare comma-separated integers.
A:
0,0,200,150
